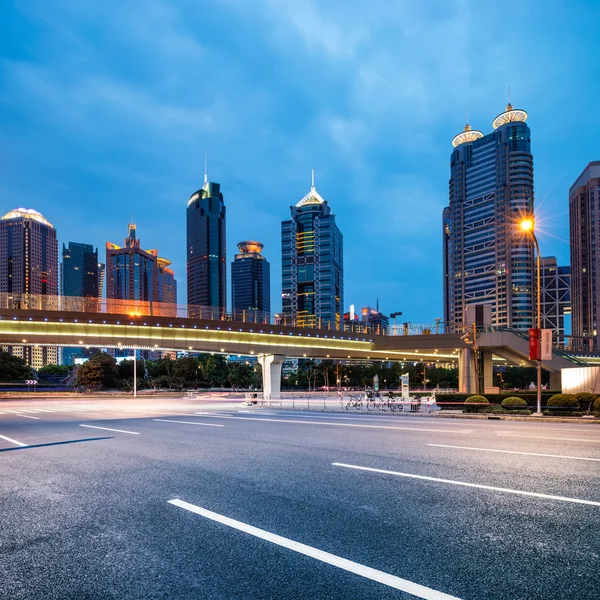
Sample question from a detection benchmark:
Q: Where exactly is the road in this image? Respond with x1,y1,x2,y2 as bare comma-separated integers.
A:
0,396,599,599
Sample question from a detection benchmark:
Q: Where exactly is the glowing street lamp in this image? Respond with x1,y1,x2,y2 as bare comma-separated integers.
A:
519,217,542,416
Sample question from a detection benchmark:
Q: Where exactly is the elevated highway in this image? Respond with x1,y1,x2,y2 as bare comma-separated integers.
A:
0,294,592,396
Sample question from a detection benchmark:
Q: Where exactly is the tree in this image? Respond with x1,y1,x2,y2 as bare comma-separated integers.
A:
75,361,104,392
37,364,71,376
76,352,119,389
0,351,33,382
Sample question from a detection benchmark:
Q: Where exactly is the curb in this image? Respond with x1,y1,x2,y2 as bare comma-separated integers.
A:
436,413,600,424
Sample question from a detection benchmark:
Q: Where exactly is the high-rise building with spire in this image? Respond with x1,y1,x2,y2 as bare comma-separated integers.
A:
281,171,343,328
186,158,227,311
443,100,535,330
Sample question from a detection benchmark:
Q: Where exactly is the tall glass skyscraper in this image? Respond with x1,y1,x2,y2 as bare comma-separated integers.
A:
569,161,600,351
62,242,100,298
443,102,534,331
231,241,270,316
157,257,177,304
281,173,343,328
187,173,226,310
0,207,58,366
106,221,157,302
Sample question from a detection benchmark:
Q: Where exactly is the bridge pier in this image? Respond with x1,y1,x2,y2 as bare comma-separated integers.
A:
258,354,285,400
458,348,493,395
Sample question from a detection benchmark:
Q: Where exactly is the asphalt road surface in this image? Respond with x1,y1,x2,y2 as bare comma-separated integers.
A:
1,396,599,599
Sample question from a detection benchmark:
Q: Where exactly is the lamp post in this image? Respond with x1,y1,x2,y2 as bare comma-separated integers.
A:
520,219,542,416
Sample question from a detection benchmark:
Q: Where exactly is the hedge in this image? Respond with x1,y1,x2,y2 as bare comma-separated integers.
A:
501,396,528,409
593,397,600,412
421,392,559,409
574,392,597,410
464,395,489,413
547,394,579,408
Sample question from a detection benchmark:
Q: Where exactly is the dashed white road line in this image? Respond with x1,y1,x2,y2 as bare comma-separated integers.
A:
193,413,471,434
0,433,28,447
332,462,600,507
168,499,461,600
496,432,600,444
17,414,40,420
153,419,225,428
79,424,140,435
427,444,600,462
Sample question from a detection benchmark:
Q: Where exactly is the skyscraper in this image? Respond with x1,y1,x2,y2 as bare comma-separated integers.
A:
443,102,534,330
157,257,177,305
0,207,58,367
281,172,343,328
569,161,600,351
62,242,99,298
540,256,571,349
187,168,226,310
106,221,157,303
231,241,270,317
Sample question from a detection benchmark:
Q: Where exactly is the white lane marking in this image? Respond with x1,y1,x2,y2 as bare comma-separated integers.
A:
79,424,140,435
427,444,600,462
17,414,40,420
153,419,225,428
168,499,461,600
332,463,600,507
34,409,56,413
497,432,600,444
193,413,470,434
238,410,278,415
0,433,28,447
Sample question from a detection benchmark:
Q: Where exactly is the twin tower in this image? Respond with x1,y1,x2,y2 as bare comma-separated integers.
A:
186,170,344,328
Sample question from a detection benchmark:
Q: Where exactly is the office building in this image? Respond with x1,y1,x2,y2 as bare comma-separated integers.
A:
569,161,600,351
0,207,58,367
281,172,343,329
231,241,270,317
61,242,102,365
62,242,100,298
361,306,389,335
187,170,226,310
540,256,571,349
157,257,177,305
443,101,535,331
106,221,157,303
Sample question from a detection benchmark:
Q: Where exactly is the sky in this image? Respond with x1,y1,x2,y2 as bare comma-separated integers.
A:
1,0,599,324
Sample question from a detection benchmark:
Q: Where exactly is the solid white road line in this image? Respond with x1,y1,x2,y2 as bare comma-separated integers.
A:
496,432,600,444
153,419,225,428
0,433,28,447
193,413,471,434
427,444,600,462
168,499,461,600
17,414,40,420
79,424,140,435
332,463,600,507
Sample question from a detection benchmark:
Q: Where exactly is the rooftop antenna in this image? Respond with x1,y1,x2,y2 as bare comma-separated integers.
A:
376,298,379,312
204,151,208,185
466,108,469,126
311,168,315,189
507,85,511,108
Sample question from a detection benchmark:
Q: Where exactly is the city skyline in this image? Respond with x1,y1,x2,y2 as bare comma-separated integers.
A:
1,1,599,322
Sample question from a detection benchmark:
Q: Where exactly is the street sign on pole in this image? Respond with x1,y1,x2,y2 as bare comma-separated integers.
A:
401,373,410,399
529,328,540,361
541,329,553,361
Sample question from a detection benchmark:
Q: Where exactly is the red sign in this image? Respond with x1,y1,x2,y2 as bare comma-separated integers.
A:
529,328,540,361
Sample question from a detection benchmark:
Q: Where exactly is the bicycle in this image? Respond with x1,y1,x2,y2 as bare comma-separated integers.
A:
345,396,363,411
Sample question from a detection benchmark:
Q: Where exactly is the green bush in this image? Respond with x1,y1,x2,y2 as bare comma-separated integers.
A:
464,395,489,413
546,394,579,409
574,392,597,411
501,396,528,408
593,397,600,413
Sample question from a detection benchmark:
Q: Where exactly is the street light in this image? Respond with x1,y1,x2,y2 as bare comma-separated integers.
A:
520,217,542,416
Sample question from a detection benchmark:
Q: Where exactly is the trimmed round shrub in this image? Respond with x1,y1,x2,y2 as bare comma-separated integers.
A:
501,396,528,408
546,394,579,409
593,397,600,412
464,395,489,413
575,392,598,410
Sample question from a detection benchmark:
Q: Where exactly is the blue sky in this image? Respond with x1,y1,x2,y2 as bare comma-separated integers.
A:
1,0,599,323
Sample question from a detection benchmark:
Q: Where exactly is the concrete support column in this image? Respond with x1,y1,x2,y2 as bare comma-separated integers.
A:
459,349,493,394
458,348,475,394
549,370,561,392
258,354,285,400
